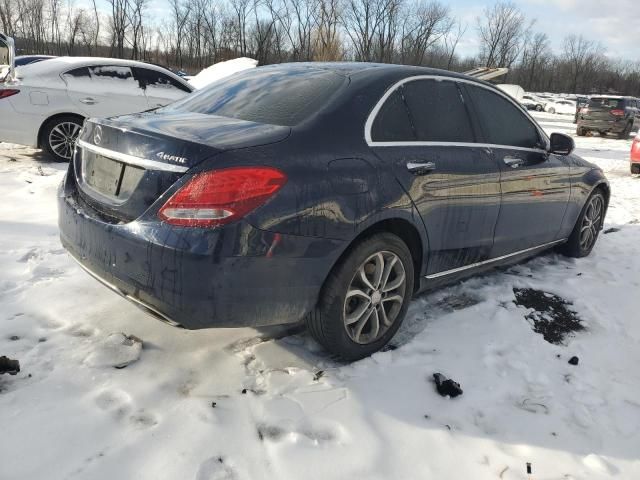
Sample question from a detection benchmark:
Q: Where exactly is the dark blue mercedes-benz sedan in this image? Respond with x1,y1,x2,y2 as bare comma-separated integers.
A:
58,62,609,360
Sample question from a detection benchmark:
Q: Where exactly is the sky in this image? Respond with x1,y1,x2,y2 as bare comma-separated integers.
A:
451,0,640,61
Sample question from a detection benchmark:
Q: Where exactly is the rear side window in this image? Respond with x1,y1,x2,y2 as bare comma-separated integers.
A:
86,65,142,95
166,67,346,126
465,84,541,149
134,67,191,93
370,89,415,142
62,67,90,79
402,79,474,143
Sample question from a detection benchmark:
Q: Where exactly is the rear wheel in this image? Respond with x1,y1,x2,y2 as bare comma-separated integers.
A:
548,107,556,114
559,190,606,258
617,122,633,140
535,104,543,112
41,115,84,162
631,164,640,175
306,233,414,361
576,126,587,136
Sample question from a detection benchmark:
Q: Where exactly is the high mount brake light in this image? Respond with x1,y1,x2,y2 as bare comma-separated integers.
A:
0,89,19,100
158,166,287,228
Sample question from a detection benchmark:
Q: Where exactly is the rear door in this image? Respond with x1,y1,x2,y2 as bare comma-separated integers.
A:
462,83,570,257
132,67,192,108
368,77,502,275
63,65,149,117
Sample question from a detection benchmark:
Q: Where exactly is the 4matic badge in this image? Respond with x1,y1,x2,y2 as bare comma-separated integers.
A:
156,152,188,164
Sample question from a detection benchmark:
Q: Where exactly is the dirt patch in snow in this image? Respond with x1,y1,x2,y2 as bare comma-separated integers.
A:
513,288,585,344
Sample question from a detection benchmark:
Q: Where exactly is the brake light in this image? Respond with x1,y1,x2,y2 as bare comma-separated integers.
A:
0,89,19,100
611,109,625,116
581,107,589,114
158,167,287,227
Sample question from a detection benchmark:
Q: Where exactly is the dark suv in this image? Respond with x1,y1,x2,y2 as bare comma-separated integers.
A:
577,96,640,139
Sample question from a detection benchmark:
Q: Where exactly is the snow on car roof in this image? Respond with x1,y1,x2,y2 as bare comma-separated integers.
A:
16,56,176,76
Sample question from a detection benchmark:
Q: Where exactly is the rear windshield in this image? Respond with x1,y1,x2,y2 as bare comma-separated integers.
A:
165,67,347,126
588,97,622,109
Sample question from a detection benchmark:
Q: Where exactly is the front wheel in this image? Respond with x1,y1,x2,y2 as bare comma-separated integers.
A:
306,233,414,361
576,127,587,136
548,107,556,114
41,115,84,162
536,104,543,112
559,190,606,258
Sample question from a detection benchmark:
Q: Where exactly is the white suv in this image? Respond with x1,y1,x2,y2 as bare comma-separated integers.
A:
0,57,193,161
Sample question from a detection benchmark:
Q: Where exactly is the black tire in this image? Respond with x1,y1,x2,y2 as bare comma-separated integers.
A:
576,127,586,136
306,232,415,361
559,190,606,258
535,104,543,112
617,122,632,140
41,115,84,162
631,164,640,175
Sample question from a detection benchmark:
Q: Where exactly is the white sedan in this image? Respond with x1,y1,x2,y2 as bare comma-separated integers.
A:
0,57,193,161
545,99,577,115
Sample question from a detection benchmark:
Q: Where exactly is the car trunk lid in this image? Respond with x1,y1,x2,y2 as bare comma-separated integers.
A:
585,98,624,120
74,112,291,222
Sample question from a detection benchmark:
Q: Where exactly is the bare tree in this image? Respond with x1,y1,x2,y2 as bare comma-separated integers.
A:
477,1,529,68
563,34,600,93
400,0,452,65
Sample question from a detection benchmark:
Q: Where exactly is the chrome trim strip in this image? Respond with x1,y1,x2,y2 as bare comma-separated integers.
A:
364,74,550,150
68,252,182,327
425,239,566,280
368,141,547,154
77,139,189,173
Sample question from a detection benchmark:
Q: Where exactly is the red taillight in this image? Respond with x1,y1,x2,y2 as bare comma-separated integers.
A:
158,166,287,227
632,138,640,159
0,89,19,100
611,109,625,116
581,107,589,114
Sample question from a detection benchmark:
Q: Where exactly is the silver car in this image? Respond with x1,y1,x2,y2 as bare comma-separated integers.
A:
0,53,193,161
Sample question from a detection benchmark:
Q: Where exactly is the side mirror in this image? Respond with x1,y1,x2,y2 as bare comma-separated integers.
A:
0,32,16,82
549,132,574,156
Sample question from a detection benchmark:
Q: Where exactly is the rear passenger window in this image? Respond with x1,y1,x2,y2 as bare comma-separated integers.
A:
402,79,474,143
87,65,142,95
371,89,415,142
465,84,541,149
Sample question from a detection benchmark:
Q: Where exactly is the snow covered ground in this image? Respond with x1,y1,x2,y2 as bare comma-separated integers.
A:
1,112,639,480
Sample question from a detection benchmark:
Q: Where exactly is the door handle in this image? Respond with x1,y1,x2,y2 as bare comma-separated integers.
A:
503,156,525,168
79,97,97,105
406,161,436,175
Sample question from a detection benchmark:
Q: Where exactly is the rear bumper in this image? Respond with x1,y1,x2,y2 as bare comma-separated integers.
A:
0,101,39,146
578,118,627,133
58,173,345,329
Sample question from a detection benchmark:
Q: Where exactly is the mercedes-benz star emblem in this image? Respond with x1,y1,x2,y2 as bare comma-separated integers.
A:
93,125,103,145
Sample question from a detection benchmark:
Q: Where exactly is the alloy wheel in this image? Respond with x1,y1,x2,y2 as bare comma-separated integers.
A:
579,194,604,251
343,251,407,345
49,121,81,160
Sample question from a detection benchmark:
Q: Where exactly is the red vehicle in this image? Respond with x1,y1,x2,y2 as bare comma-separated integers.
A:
632,133,640,174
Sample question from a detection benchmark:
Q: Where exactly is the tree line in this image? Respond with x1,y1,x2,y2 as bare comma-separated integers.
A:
1,0,639,95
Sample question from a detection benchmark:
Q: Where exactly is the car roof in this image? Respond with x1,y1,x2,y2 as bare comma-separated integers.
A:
590,95,633,100
17,56,182,76
257,61,472,81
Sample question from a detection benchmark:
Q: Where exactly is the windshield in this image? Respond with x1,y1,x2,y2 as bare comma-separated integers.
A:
165,66,347,127
588,97,622,109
